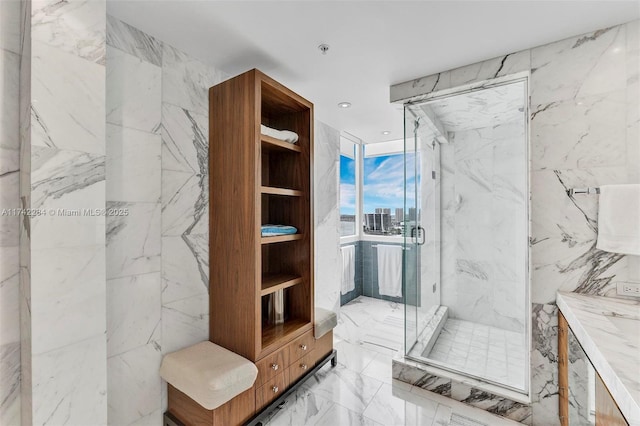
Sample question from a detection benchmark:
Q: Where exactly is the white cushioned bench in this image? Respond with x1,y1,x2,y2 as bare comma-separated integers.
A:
314,307,337,339
160,341,258,411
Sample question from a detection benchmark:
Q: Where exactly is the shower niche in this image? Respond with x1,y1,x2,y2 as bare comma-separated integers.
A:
402,77,530,394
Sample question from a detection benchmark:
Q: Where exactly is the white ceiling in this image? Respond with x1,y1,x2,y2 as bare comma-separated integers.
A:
107,0,639,144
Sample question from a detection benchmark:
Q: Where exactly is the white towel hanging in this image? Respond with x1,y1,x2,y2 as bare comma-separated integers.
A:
340,245,355,295
377,245,403,298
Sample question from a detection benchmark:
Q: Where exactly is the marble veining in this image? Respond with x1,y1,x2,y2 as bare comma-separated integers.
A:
107,272,161,358
31,0,106,64
106,202,161,279
106,15,162,66
557,292,640,424
106,46,162,135
31,41,106,154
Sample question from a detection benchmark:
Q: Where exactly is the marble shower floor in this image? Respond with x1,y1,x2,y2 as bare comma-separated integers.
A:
424,319,527,391
263,296,521,425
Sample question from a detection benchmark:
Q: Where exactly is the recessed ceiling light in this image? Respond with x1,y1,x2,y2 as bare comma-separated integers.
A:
338,102,351,109
381,130,391,135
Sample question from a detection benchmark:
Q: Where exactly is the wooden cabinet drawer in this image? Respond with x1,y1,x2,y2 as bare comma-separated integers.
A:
255,347,289,386
288,331,315,364
289,351,315,385
256,369,289,412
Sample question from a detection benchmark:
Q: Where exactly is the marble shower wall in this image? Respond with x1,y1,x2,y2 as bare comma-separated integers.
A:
391,20,640,425
0,1,22,424
440,119,527,333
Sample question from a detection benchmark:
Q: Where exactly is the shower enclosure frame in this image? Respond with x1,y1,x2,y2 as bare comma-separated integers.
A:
401,72,532,398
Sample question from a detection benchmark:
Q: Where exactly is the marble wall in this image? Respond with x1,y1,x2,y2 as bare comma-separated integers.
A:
391,20,640,425
440,119,527,333
105,15,226,423
17,0,109,424
314,121,342,314
0,1,22,424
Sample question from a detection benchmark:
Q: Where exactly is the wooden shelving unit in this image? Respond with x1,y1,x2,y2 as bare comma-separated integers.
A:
209,68,314,363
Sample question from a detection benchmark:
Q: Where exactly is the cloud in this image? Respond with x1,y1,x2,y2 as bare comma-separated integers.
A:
340,183,356,213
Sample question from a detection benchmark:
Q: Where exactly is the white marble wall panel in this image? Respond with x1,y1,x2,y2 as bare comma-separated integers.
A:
530,25,626,106
31,0,105,64
31,334,107,425
314,121,341,313
162,43,226,114
162,235,209,304
106,15,162,66
106,201,161,279
532,90,627,171
106,124,161,203
106,47,161,134
161,104,209,174
107,343,162,425
0,49,20,152
107,272,161,357
30,244,106,355
0,0,21,54
0,171,20,246
161,294,209,354
31,41,106,154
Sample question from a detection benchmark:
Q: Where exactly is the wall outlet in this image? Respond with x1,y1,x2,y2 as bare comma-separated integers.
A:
616,282,640,298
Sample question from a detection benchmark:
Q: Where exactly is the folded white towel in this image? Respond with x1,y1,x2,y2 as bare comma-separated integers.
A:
340,245,355,295
261,124,299,144
596,184,640,256
377,245,403,298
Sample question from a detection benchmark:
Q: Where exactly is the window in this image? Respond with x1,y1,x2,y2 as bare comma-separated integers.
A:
340,137,357,237
362,140,413,237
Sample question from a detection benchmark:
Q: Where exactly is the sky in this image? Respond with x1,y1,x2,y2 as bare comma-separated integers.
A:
340,152,416,216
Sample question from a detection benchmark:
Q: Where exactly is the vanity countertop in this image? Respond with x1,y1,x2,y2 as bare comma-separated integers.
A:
557,292,640,425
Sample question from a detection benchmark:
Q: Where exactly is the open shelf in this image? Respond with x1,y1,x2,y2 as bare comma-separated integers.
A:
261,318,311,352
261,274,303,296
261,234,303,244
261,186,302,196
261,134,302,153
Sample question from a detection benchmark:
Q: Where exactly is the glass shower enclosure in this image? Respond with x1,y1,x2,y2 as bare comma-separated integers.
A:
403,79,530,394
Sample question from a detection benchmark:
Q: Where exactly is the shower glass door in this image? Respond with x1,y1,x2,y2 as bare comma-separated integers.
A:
403,107,440,355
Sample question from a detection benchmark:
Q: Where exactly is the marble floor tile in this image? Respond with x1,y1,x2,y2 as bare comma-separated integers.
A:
315,403,383,426
269,297,525,425
425,318,526,391
301,365,383,414
334,340,378,374
362,383,438,426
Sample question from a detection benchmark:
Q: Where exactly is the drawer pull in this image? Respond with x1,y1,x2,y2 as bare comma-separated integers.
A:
300,344,308,351
300,363,308,371
271,363,279,371
272,386,279,393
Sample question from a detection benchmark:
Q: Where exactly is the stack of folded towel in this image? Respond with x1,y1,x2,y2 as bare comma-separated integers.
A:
261,225,298,237
261,124,299,144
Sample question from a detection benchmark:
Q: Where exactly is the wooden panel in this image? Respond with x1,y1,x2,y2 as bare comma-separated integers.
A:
261,186,302,196
289,351,315,385
261,134,302,153
596,373,628,426
255,369,290,412
255,346,290,387
209,70,260,360
261,234,303,244
558,311,569,426
168,385,213,426
288,330,315,364
261,319,312,356
212,387,256,426
168,385,256,426
313,330,334,364
261,274,303,296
